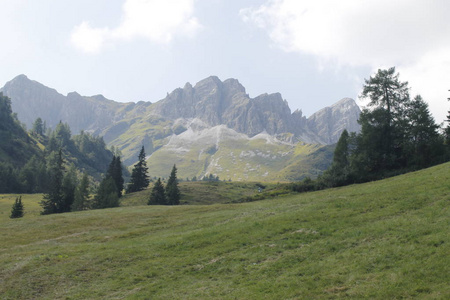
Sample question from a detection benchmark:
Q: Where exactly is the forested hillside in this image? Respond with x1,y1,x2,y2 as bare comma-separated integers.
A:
0,93,121,193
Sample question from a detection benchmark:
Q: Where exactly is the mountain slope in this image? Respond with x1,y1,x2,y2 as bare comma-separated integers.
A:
1,75,361,180
1,162,448,299
0,75,133,134
0,92,41,167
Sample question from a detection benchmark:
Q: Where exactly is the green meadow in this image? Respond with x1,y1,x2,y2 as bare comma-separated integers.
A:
1,162,449,299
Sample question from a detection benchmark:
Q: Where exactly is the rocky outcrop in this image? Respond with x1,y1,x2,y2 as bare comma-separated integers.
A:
307,98,361,143
1,74,361,146
0,75,132,134
150,76,360,143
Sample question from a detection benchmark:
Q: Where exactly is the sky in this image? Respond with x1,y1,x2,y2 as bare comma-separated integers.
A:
0,0,449,123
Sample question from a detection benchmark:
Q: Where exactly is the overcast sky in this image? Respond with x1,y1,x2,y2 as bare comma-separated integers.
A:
0,0,448,123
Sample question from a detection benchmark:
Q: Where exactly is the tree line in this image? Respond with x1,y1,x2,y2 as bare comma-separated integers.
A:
32,145,180,217
292,67,450,192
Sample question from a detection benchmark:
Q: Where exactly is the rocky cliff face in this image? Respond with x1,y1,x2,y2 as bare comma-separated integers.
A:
306,98,361,144
150,76,360,143
0,75,131,134
1,74,361,156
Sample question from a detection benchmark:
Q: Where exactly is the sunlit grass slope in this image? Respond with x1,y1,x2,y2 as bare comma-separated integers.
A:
1,162,449,299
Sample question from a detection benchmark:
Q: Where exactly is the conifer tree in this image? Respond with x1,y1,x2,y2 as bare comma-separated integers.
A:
148,178,166,205
93,176,119,209
10,196,24,218
406,95,442,168
359,67,410,171
446,91,450,145
60,166,77,213
322,130,351,187
127,146,150,193
165,164,180,205
72,173,89,211
40,149,65,215
107,155,124,197
32,117,44,136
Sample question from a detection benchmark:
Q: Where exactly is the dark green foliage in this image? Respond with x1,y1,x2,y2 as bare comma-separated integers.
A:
359,67,410,171
0,162,23,193
31,117,44,136
126,146,150,193
321,130,351,187
405,96,443,168
290,177,319,193
93,176,119,209
107,155,124,198
202,174,220,181
40,149,65,215
320,68,448,188
445,92,450,145
165,165,180,205
19,155,49,193
0,93,41,172
10,196,24,218
148,178,166,205
72,173,90,211
61,166,77,213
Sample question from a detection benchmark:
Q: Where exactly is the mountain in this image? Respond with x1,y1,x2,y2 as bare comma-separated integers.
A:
1,75,361,181
0,92,41,168
0,75,133,134
148,76,360,144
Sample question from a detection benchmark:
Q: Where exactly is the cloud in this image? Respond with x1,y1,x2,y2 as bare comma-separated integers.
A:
241,0,450,122
71,0,201,54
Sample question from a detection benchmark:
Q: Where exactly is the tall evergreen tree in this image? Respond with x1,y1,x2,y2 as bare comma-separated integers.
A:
126,146,150,193
322,130,351,187
107,155,124,197
40,149,65,215
32,117,44,136
93,176,119,209
72,173,90,211
406,95,442,168
165,164,180,205
60,166,77,213
148,178,166,205
10,196,24,218
359,67,410,171
445,91,450,145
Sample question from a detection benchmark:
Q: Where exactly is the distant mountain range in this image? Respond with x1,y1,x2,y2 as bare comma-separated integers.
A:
1,75,361,181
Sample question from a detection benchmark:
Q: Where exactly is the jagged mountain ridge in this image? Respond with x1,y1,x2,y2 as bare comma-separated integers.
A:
0,75,133,134
1,75,360,146
150,76,361,144
1,75,361,180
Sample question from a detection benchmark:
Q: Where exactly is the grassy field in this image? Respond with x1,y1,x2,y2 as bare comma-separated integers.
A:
0,162,449,299
121,181,285,206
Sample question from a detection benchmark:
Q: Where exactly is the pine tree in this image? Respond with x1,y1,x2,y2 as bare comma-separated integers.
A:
10,196,24,218
148,178,166,205
359,67,410,171
32,117,44,136
127,146,150,193
406,95,442,168
165,164,180,205
93,176,119,209
40,149,65,215
72,173,89,211
60,166,77,213
322,130,351,187
107,155,124,198
445,91,450,145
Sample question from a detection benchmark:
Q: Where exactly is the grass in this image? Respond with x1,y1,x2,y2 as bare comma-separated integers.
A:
121,181,283,206
0,162,449,299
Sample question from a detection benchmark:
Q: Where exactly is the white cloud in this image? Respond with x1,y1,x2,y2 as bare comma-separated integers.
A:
241,0,450,122
71,0,201,54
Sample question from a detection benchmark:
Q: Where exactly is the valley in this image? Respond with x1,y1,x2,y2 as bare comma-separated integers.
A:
1,75,360,181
